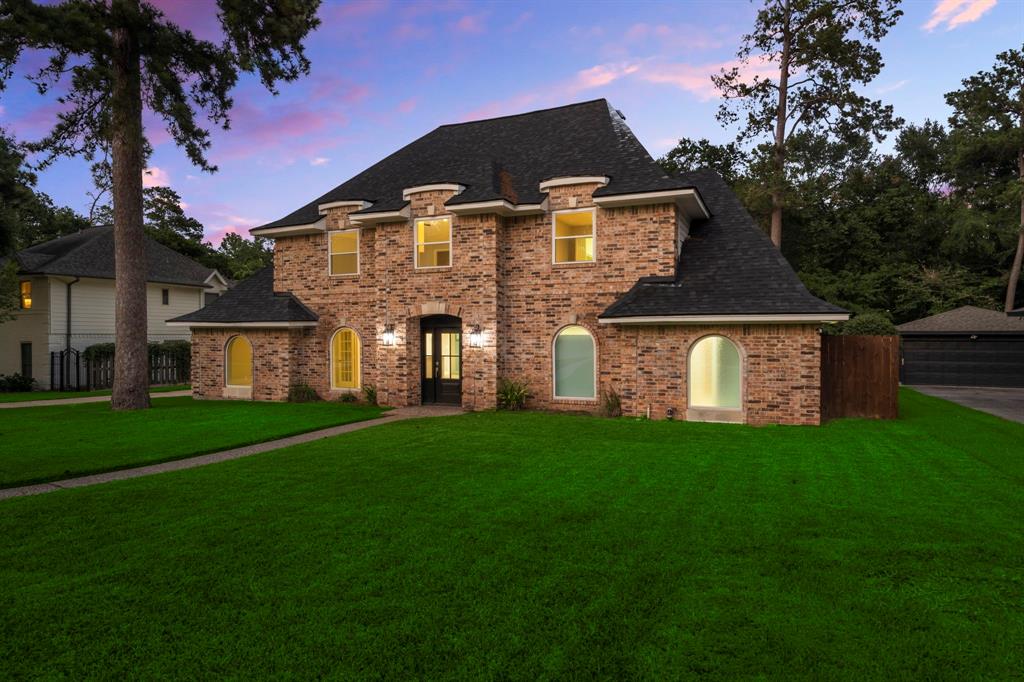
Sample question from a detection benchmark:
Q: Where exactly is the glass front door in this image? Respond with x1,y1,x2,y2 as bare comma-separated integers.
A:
421,316,462,405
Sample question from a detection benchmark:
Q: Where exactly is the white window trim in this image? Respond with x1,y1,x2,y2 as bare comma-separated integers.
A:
539,176,610,192
403,184,465,200
686,334,744,420
328,228,360,277
551,207,597,266
329,327,362,391
413,215,453,270
551,324,598,402
224,336,254,390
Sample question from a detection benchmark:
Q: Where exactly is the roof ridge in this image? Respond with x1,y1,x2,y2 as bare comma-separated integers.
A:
439,98,608,128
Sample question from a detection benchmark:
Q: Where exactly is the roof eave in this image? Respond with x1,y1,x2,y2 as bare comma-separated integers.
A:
592,187,711,221
166,320,319,328
250,217,327,238
598,313,850,325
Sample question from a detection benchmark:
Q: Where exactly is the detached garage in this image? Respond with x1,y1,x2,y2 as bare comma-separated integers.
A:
898,306,1024,388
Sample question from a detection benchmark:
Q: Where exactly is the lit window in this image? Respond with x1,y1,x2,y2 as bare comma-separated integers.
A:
19,281,31,310
553,210,594,263
331,328,361,389
553,325,595,399
329,230,359,275
225,336,253,387
689,336,741,409
415,217,451,268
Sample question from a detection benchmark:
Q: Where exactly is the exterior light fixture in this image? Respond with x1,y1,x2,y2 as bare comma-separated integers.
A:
469,324,483,348
382,323,396,346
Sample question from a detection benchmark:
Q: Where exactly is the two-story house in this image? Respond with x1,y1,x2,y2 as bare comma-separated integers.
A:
171,100,847,425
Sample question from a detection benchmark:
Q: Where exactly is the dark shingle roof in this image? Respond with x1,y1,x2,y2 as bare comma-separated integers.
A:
169,266,317,324
14,226,214,287
600,169,846,319
897,305,1024,333
257,99,690,230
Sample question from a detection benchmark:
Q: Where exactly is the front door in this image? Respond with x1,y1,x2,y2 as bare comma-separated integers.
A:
421,316,462,405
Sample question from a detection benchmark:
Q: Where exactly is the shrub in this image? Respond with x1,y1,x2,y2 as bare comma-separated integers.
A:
362,384,378,406
336,392,359,403
841,312,897,336
287,383,320,403
497,378,530,410
600,386,623,417
0,373,36,392
83,342,116,361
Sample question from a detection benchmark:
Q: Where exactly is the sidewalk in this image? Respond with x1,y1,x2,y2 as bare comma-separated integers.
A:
0,390,192,409
0,405,463,501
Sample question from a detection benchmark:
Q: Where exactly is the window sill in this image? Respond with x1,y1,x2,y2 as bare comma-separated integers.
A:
552,261,597,267
329,273,360,278
413,265,453,272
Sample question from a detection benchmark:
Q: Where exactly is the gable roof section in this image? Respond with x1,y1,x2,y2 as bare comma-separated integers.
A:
256,99,692,231
897,305,1024,334
167,266,318,326
13,226,215,287
600,169,847,321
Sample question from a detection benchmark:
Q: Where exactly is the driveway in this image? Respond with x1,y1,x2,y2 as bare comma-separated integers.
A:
911,385,1024,423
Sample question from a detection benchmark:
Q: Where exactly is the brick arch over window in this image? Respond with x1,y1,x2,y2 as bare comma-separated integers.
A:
687,334,743,412
552,324,597,400
330,327,362,390
225,335,253,388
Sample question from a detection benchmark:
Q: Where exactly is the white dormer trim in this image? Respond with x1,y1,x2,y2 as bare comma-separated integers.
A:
538,176,610,192
592,188,711,221
348,205,412,226
446,197,549,217
318,200,372,213
402,184,466,200
203,270,230,292
250,217,327,238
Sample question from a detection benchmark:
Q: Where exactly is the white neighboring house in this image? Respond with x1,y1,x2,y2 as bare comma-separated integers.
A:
2,226,229,388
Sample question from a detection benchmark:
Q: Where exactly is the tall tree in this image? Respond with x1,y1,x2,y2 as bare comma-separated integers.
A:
712,0,903,248
0,0,320,409
945,48,1024,312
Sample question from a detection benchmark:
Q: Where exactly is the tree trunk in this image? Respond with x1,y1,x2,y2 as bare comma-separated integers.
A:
1006,147,1024,312
770,0,791,249
110,0,149,410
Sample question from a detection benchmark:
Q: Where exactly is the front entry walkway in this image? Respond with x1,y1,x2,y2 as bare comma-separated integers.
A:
912,385,1024,424
0,405,464,501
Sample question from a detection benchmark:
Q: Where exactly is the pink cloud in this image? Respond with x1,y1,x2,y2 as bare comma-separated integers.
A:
571,63,640,91
923,0,997,31
309,76,370,104
507,11,533,31
142,166,170,188
310,156,330,166
209,98,349,163
393,22,432,41
189,202,266,245
145,0,223,40
453,14,485,34
397,97,419,114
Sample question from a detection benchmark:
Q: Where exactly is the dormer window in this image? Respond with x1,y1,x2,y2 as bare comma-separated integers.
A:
415,217,451,269
329,229,359,275
552,209,595,264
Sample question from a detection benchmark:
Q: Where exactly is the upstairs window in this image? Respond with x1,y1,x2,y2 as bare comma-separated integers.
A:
415,217,451,268
161,288,169,305
553,209,595,264
19,281,31,309
329,229,359,275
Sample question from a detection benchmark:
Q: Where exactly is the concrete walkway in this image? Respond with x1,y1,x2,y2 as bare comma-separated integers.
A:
912,385,1024,424
0,405,463,501
0,389,192,409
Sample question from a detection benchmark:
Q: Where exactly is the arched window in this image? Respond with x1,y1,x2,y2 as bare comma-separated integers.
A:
225,336,253,387
689,336,741,409
331,328,361,390
553,325,595,399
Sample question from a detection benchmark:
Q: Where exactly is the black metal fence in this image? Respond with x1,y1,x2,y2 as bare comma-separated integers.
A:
50,348,190,391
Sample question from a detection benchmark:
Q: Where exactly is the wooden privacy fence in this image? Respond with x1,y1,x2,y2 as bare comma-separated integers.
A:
50,349,190,391
820,335,899,421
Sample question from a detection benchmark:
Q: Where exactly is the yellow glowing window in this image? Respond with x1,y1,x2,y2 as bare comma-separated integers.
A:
689,336,741,409
329,230,359,275
440,331,460,380
225,336,253,387
553,210,595,263
19,281,32,310
331,328,360,389
415,217,451,268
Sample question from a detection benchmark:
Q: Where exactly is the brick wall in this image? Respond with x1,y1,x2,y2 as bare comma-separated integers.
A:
191,181,823,425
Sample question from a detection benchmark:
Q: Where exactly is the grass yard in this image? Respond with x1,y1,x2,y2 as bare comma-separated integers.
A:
0,383,190,403
0,397,383,487
0,389,1021,678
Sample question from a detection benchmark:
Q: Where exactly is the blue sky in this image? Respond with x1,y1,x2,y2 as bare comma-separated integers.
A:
1,0,1021,243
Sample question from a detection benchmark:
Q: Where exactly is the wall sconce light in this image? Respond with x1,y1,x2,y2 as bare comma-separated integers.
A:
469,324,483,348
382,323,396,346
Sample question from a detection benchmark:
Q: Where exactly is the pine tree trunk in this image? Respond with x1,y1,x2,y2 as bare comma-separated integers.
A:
110,0,149,410
1006,148,1024,312
770,0,791,249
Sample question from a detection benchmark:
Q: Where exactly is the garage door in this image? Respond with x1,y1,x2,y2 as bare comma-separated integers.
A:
901,336,1024,387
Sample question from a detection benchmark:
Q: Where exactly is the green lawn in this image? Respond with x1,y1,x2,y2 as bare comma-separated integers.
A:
0,389,1021,678
0,397,383,487
0,383,190,403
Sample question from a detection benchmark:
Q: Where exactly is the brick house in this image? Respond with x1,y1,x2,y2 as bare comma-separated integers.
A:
170,99,847,425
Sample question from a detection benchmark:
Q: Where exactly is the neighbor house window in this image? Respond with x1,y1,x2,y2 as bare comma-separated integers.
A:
415,217,451,268
161,288,169,305
552,210,595,264
225,336,253,387
689,336,741,409
329,229,359,275
19,281,31,309
330,327,361,389
20,343,32,379
553,325,595,399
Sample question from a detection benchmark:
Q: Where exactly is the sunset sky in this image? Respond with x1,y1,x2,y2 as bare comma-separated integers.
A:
1,0,1021,244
